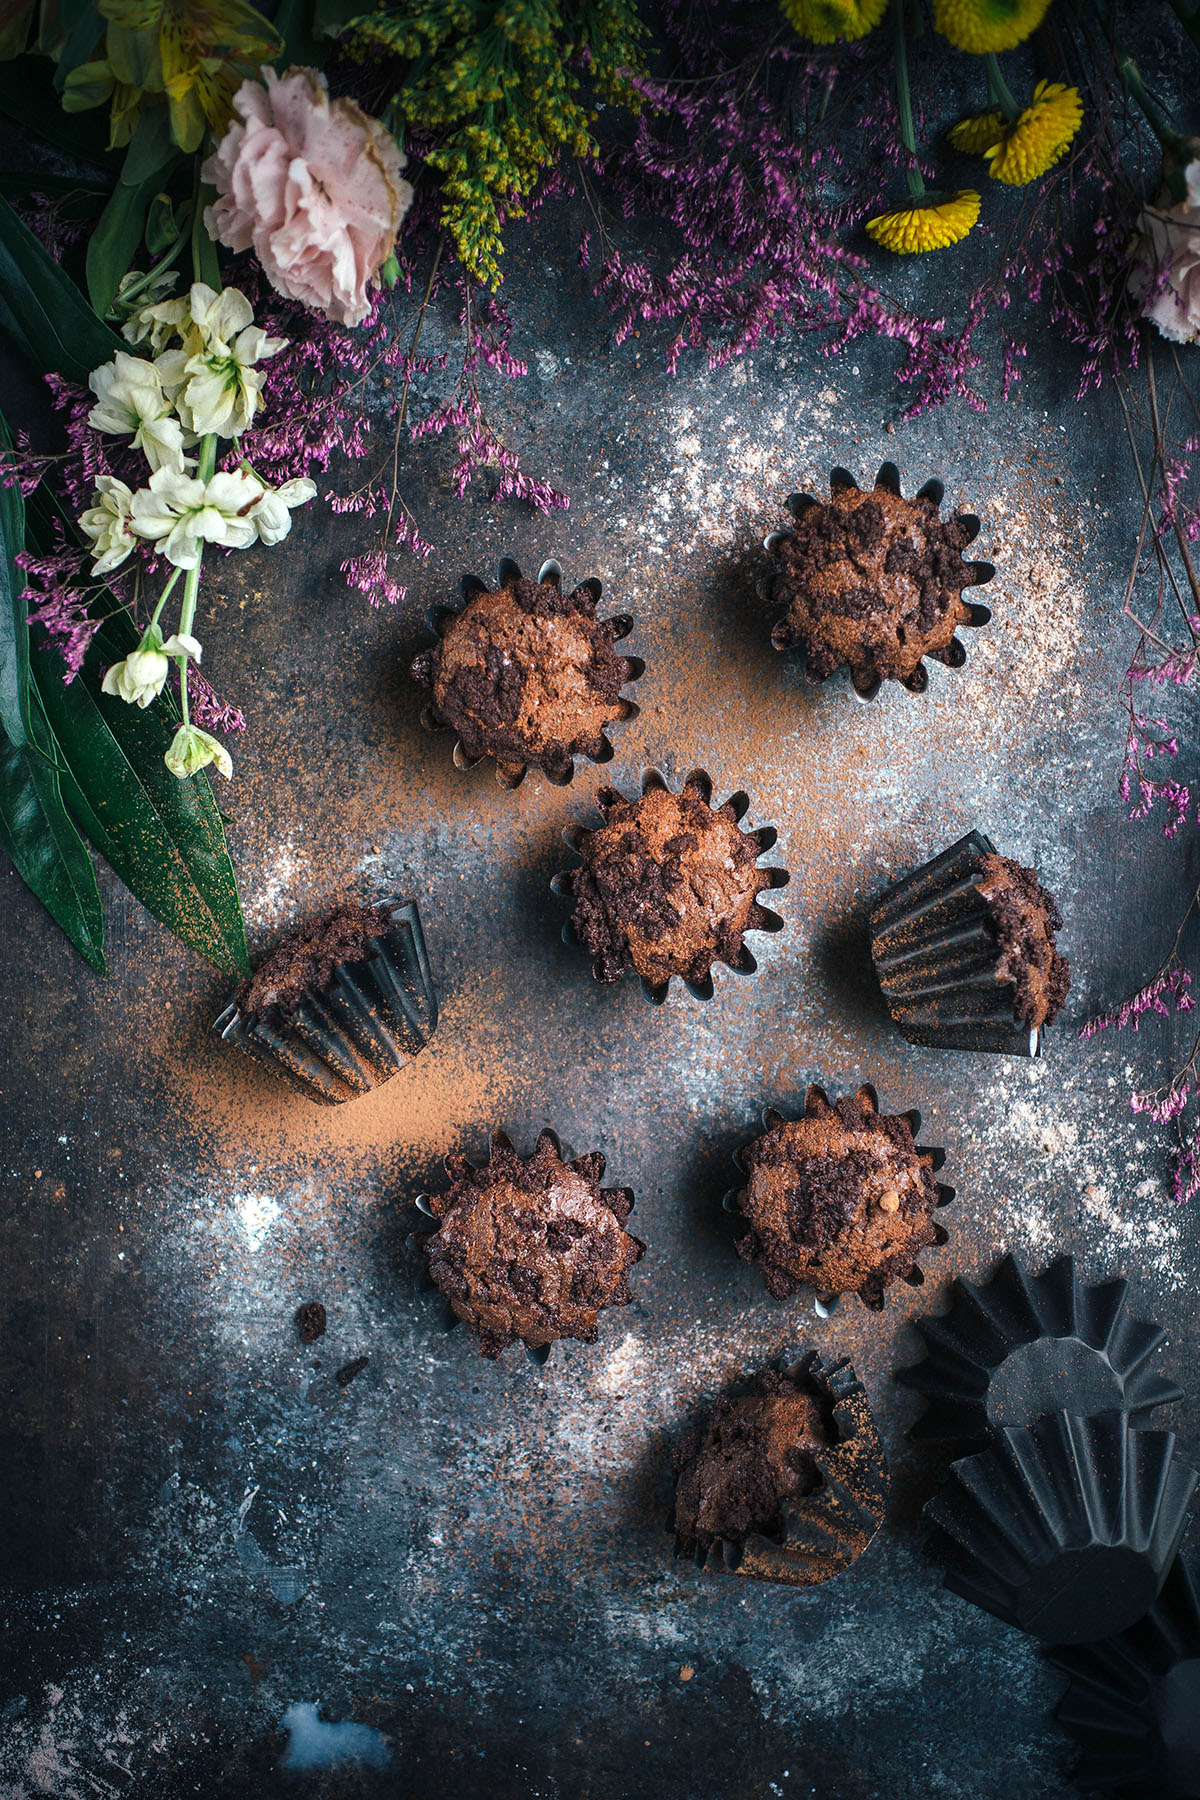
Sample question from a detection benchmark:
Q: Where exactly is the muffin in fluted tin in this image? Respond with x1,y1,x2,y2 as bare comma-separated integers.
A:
762,462,993,699
552,767,788,1002
411,556,643,787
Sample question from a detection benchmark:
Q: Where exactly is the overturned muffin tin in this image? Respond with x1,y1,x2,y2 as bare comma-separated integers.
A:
1047,1553,1200,1798
723,1086,954,1316
671,1351,890,1587
925,1409,1198,1644
870,828,1055,1056
896,1252,1182,1451
412,555,644,788
213,897,438,1106
551,767,789,1003
759,461,994,702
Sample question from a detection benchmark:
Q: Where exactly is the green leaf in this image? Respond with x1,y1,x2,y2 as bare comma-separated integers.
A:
0,410,29,748
0,54,119,163
0,425,104,974
0,710,106,975
32,636,249,978
52,0,106,91
86,128,178,316
144,189,178,256
0,192,126,381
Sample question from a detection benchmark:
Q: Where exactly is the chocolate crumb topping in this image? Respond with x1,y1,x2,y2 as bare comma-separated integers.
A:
239,903,391,1017
569,776,778,987
423,1131,644,1358
294,1302,327,1345
772,480,982,686
736,1085,941,1306
411,575,632,779
672,1368,830,1554
976,852,1071,1029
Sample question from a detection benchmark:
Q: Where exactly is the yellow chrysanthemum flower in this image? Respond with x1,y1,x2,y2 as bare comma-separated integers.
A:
866,190,981,252
782,0,888,43
948,108,1006,154
984,81,1083,184
932,0,1051,53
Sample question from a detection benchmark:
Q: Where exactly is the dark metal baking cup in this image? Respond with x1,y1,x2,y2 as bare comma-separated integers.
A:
723,1085,954,1317
1047,1554,1200,1798
924,1409,1198,1644
412,556,644,789
671,1352,889,1587
870,828,1051,1055
415,1128,643,1364
896,1253,1182,1451
213,897,437,1107
550,767,789,1002
759,461,993,703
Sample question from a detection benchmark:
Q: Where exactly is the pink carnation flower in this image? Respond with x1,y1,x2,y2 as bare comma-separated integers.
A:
202,66,413,329
1134,159,1200,346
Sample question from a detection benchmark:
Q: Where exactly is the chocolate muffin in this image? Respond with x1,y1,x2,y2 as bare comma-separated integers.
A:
238,903,390,1016
422,1130,645,1359
562,769,788,997
733,1084,947,1309
215,897,438,1104
976,852,1070,1030
766,464,992,696
869,831,1070,1055
411,559,640,785
672,1368,830,1556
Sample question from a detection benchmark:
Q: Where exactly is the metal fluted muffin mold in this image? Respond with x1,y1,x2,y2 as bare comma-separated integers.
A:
550,767,789,1004
924,1409,1198,1645
758,461,994,702
412,556,644,789
723,1087,954,1317
870,829,1059,1056
415,1128,643,1363
896,1252,1182,1452
671,1352,889,1587
1047,1553,1200,1798
213,897,438,1106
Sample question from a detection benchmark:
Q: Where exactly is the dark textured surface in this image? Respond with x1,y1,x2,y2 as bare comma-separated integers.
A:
1,166,1200,1800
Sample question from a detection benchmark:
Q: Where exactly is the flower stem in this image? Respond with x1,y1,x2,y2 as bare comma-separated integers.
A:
116,224,191,312
176,434,217,723
148,565,182,635
190,152,221,289
1117,53,1181,149
984,53,1020,124
891,0,924,199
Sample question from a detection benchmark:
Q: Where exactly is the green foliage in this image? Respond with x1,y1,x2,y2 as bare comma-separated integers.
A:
347,0,647,285
0,191,126,382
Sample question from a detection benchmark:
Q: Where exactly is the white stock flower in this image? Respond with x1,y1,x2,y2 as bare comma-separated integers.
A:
87,352,189,472
156,282,286,438
123,293,191,353
101,628,202,709
248,477,317,545
165,721,233,781
129,466,263,569
78,475,136,575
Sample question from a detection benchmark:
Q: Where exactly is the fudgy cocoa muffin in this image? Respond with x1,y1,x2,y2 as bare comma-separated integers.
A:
976,853,1070,1030
239,903,390,1016
672,1368,830,1555
769,467,989,693
423,1130,645,1359
567,772,784,991
411,572,636,782
735,1085,942,1308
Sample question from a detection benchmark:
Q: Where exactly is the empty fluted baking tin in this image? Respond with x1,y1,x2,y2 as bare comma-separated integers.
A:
897,1253,1182,1450
925,1409,1197,1644
1047,1553,1200,1798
